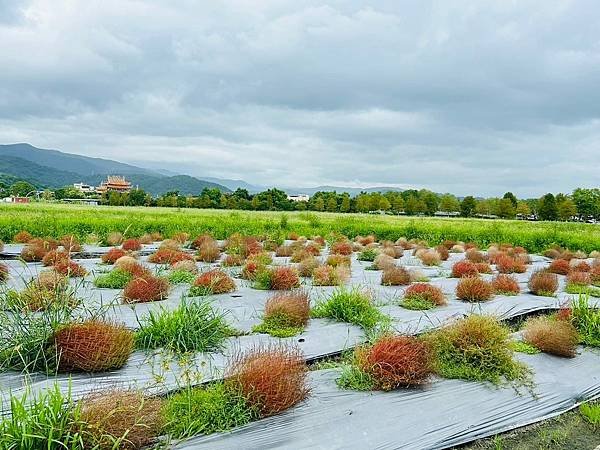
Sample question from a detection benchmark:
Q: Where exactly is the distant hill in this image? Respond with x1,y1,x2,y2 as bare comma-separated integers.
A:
283,185,405,196
0,144,230,195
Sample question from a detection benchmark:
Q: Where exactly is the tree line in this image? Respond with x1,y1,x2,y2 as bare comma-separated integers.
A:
2,179,599,222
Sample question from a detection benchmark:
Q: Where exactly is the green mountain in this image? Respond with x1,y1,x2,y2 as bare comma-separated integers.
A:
0,146,230,196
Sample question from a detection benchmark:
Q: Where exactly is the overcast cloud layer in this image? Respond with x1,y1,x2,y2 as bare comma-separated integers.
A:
1,0,599,196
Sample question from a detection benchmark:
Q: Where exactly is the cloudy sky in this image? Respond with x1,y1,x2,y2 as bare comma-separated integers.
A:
1,0,599,196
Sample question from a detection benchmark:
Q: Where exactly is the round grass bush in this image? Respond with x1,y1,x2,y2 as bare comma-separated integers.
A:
426,315,529,384
148,248,193,265
358,248,379,262
123,276,170,303
190,233,214,250
297,256,319,277
357,335,433,390
330,241,353,256
59,234,81,252
401,283,446,310
222,254,244,267
52,320,133,372
312,265,350,286
372,254,396,270
253,291,311,337
548,259,571,275
381,266,410,286
42,249,70,267
326,254,351,268
566,271,591,287
20,243,48,262
311,287,385,330
196,240,221,263
419,250,441,266
14,230,33,243
528,270,559,296
522,316,578,358
225,345,309,417
94,269,134,289
106,232,124,246
451,260,479,278
434,245,449,261
53,260,87,278
254,266,300,290
455,277,495,302
79,389,163,450
171,259,198,273
492,274,520,295
190,269,236,295
101,248,127,264
465,248,487,263
121,238,142,251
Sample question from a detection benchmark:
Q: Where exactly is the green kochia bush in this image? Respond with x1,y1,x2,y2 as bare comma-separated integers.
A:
168,269,196,284
135,299,234,353
93,269,133,289
571,295,600,347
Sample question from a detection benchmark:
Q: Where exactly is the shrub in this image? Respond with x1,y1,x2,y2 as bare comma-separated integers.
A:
79,389,163,450
241,260,264,280
330,241,353,256
401,283,446,310
570,259,591,272
52,320,133,372
358,248,379,262
42,249,70,267
190,269,236,295
451,260,479,278
20,243,48,262
372,254,396,271
430,245,448,261
106,232,124,246
566,271,591,286
571,295,600,347
297,256,319,277
171,232,189,244
311,287,385,330
222,253,244,267
197,240,221,262
528,270,558,296
115,258,150,278
253,291,310,337
190,233,214,250
495,254,526,274
168,269,196,284
94,269,134,289
290,248,310,263
225,345,309,417
419,250,441,266
381,266,410,286
492,274,520,295
122,238,142,251
136,299,232,352
326,254,351,268
14,230,33,243
356,336,433,390
123,276,170,303
139,233,154,244
522,316,578,357
159,239,181,251
162,382,254,439
52,260,87,278
456,277,495,302
426,315,528,384
0,263,7,283
450,244,465,253
171,259,198,273
59,234,81,252
102,247,127,264
465,248,487,263
148,248,193,264
275,245,294,257
549,259,571,275
254,266,300,290
312,265,350,286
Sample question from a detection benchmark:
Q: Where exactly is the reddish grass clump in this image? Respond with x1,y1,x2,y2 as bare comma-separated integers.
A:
20,243,49,262
14,230,33,243
475,262,493,274
190,234,214,250
122,238,142,251
101,248,128,264
495,254,526,274
548,259,571,275
528,270,559,296
53,320,134,372
226,346,309,417
330,241,353,256
106,232,124,246
381,266,411,286
264,291,311,327
522,317,578,357
79,390,163,450
288,232,300,241
54,260,87,278
566,271,591,286
241,260,263,280
465,248,487,263
372,254,396,271
59,235,81,252
42,249,70,267
270,266,301,290
0,263,8,283
297,256,319,277
123,276,170,303
222,253,245,267
456,277,495,302
357,336,433,390
192,269,236,294
404,283,446,306
434,245,450,261
419,250,441,266
312,265,350,286
492,274,521,295
148,248,193,264
326,254,351,268
451,260,479,278
196,240,221,262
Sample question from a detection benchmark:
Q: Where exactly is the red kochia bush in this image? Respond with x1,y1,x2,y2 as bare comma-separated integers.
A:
196,241,221,262
270,266,300,290
330,241,353,256
404,283,446,305
147,248,193,264
548,259,570,275
495,255,526,274
381,266,411,286
20,244,49,262
567,271,591,286
42,250,70,267
123,276,169,303
226,345,309,417
14,230,33,243
122,238,142,251
528,270,558,296
59,235,81,252
53,320,134,372
451,260,479,278
358,336,433,390
455,277,494,302
264,291,311,326
53,260,87,277
492,274,520,295
193,269,236,294
102,248,128,264
465,248,487,263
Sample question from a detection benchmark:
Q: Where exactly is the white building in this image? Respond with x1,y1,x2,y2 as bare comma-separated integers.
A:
73,182,95,193
287,194,310,202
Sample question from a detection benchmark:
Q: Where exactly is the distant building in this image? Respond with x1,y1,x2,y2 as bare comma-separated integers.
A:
96,176,132,194
2,196,30,203
434,211,460,217
287,194,310,202
73,182,95,193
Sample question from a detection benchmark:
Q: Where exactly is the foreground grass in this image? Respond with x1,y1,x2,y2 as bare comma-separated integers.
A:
458,404,599,450
1,203,600,252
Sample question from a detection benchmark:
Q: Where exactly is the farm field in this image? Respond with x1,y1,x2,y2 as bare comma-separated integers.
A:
0,211,599,449
1,202,600,252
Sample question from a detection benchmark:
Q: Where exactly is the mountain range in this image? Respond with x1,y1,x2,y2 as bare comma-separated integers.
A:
0,143,405,197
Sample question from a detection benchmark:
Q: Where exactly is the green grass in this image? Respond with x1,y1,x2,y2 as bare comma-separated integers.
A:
252,313,305,338
93,269,133,289
2,203,600,252
336,364,376,391
579,401,600,426
311,287,388,331
565,283,600,297
571,295,600,347
399,297,438,311
357,248,378,262
135,299,234,353
162,383,255,439
509,340,541,355
168,269,196,284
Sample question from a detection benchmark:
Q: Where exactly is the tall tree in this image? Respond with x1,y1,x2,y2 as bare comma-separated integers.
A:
460,196,477,217
538,193,558,221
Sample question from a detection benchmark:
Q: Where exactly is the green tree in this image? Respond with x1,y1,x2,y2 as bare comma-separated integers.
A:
313,197,325,212
572,188,600,219
340,194,351,213
378,197,391,211
496,198,516,219
502,192,518,208
538,193,558,221
557,198,577,221
10,181,36,197
460,196,477,217
439,194,460,212
392,196,404,213
516,201,531,217
326,196,338,212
